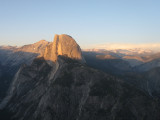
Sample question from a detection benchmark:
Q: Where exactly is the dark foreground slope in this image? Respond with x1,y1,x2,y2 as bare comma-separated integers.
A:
0,56,160,120
0,41,50,102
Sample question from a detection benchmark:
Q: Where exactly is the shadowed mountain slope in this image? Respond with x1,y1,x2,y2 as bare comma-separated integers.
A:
0,40,50,102
0,35,160,120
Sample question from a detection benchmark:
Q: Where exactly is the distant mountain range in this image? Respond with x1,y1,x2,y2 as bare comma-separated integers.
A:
83,48,160,68
0,35,160,120
86,43,160,52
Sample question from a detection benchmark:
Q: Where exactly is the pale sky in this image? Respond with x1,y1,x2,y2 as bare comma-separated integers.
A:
0,0,160,48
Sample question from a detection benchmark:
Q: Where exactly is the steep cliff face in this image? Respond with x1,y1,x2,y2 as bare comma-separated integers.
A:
1,56,160,120
0,41,50,102
1,35,160,120
44,34,85,63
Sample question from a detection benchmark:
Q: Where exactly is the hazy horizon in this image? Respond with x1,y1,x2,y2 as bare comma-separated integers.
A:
1,38,160,52
1,0,160,48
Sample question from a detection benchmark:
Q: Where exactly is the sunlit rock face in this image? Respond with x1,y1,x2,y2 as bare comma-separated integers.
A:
1,34,160,120
15,40,50,56
44,34,85,63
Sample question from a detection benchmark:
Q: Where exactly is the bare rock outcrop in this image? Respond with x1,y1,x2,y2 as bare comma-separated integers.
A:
1,56,160,120
1,34,160,120
44,34,85,63
15,40,50,56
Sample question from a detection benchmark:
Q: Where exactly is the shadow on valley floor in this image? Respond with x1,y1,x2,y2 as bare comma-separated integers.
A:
83,51,160,98
83,51,133,76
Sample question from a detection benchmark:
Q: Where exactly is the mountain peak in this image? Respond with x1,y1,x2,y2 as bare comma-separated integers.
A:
15,40,50,55
36,40,49,44
44,34,85,63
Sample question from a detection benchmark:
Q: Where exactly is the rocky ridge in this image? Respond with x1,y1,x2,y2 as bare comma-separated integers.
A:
15,40,50,56
0,34,160,120
0,40,50,102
